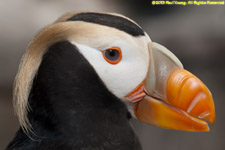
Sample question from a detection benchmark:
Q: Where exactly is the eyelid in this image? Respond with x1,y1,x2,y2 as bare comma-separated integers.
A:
102,47,122,65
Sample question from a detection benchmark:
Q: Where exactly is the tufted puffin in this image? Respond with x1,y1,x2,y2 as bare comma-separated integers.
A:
7,12,215,150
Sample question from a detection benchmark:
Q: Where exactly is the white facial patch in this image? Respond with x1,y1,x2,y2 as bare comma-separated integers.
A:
71,35,149,115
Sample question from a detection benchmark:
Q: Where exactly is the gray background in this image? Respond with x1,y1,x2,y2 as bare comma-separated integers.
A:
0,0,225,150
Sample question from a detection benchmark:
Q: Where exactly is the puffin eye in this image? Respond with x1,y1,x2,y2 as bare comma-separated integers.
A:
102,47,122,65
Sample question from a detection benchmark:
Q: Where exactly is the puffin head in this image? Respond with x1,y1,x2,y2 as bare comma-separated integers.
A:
14,12,215,135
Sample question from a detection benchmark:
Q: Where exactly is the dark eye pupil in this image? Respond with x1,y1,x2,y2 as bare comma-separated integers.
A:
109,50,116,56
105,49,119,61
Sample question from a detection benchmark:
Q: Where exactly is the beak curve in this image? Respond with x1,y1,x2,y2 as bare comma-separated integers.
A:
126,42,215,132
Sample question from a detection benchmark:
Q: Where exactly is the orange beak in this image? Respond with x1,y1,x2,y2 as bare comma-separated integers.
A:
126,42,215,131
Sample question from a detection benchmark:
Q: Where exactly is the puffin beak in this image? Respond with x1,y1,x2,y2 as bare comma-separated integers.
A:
126,42,215,131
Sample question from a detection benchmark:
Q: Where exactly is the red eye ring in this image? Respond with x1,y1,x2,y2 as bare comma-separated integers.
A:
102,47,122,65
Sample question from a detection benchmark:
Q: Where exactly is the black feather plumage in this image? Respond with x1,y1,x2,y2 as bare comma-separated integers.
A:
7,41,142,150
